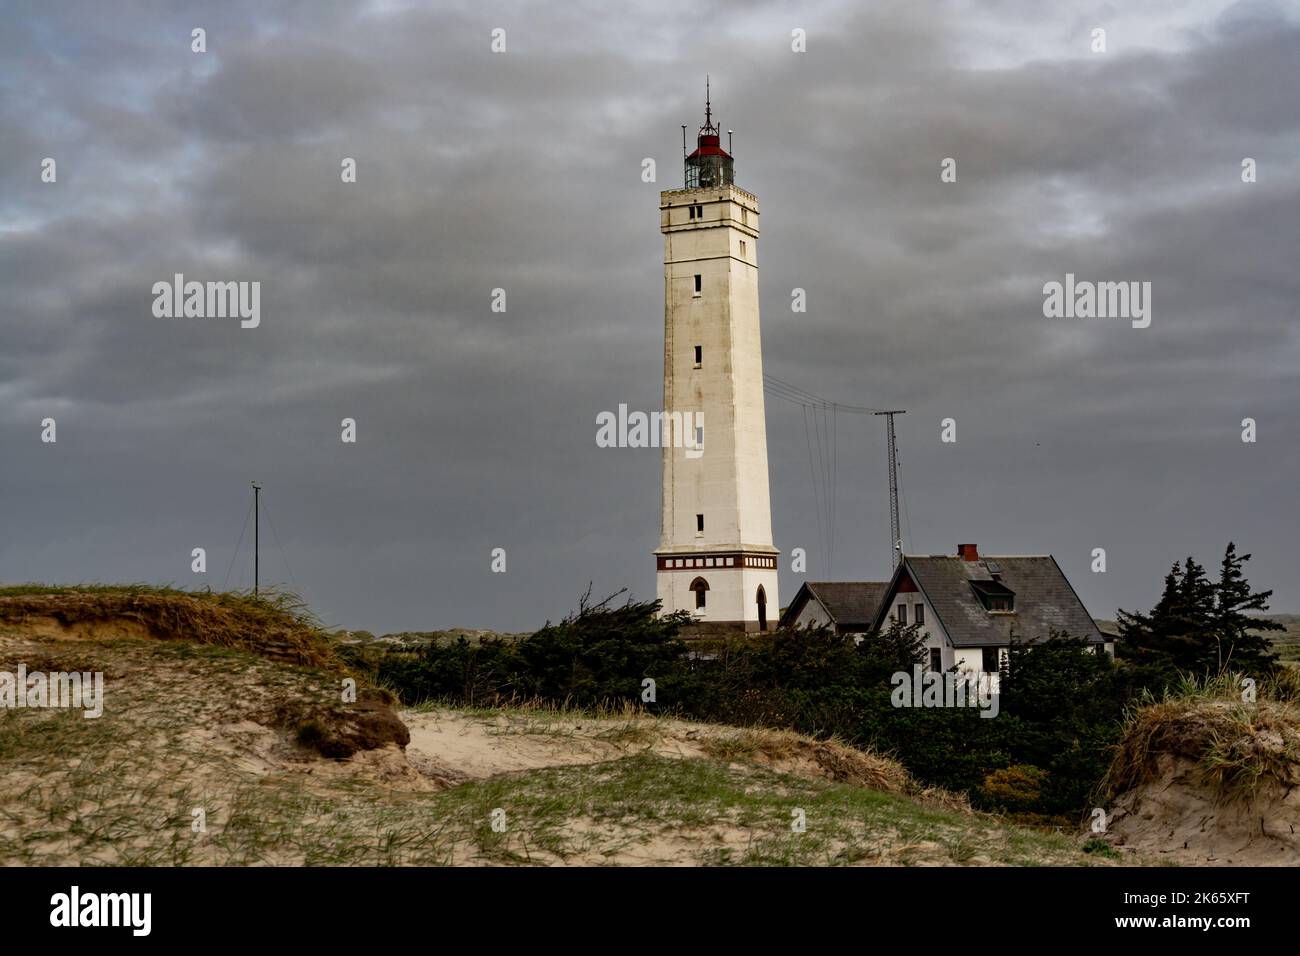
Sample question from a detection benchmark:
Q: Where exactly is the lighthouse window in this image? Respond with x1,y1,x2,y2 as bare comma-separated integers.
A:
696,514,704,533
693,274,702,295
739,240,746,256
694,345,702,367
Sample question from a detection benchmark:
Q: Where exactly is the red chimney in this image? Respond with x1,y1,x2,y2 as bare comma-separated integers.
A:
958,543,979,561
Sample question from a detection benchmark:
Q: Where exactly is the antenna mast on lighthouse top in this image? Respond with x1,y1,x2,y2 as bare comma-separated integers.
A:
683,77,734,188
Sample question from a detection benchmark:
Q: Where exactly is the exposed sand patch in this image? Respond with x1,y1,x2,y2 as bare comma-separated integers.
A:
399,708,922,797
1098,698,1300,866
1102,751,1300,865
5,615,157,642
402,711,640,782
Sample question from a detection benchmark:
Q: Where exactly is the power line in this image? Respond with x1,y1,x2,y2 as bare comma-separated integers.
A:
802,405,826,574
260,493,300,596
763,372,890,414
223,498,254,591
765,374,907,574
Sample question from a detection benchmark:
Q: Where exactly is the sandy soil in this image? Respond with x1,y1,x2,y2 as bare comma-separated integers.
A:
400,707,924,797
1104,752,1300,866
401,710,705,783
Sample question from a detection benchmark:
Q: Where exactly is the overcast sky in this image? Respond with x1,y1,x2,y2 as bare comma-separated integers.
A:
2,0,1297,634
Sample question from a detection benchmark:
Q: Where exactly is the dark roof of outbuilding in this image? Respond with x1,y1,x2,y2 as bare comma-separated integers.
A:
874,555,1105,647
780,581,889,630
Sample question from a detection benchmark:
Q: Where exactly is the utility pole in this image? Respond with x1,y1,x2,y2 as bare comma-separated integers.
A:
873,411,906,566
250,478,261,598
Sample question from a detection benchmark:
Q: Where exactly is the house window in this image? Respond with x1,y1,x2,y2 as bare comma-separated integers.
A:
693,274,702,295
982,647,1001,673
929,648,942,671
896,604,907,625
971,580,1015,613
696,514,704,533
690,577,709,609
694,345,702,367
915,603,924,626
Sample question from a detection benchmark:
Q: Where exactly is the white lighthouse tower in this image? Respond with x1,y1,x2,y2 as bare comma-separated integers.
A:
655,85,779,633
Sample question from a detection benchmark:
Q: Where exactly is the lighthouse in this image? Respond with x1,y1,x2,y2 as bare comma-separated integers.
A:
655,83,779,633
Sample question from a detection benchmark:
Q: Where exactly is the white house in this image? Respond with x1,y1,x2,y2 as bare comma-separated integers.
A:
870,544,1113,683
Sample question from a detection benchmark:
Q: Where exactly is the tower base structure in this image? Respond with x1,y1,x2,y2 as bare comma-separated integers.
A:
655,548,779,633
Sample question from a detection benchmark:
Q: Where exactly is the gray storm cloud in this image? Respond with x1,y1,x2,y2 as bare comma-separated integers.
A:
1,0,1296,633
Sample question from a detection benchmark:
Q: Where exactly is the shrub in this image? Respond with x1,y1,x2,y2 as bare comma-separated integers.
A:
981,764,1049,810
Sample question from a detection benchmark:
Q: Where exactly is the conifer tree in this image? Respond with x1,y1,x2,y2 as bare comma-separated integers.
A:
1116,562,1182,674
1210,542,1281,672
1118,545,1281,681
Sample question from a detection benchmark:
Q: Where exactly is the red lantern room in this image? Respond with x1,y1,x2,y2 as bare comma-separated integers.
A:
684,77,734,189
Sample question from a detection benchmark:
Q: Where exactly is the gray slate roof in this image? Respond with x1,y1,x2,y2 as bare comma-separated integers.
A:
877,555,1105,647
783,581,889,630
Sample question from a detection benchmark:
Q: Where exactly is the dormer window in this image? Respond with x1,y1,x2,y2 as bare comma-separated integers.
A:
970,579,1015,613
